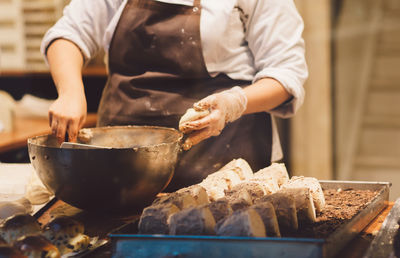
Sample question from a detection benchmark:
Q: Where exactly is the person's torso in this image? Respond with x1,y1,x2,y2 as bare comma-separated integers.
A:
102,0,260,81
98,0,273,189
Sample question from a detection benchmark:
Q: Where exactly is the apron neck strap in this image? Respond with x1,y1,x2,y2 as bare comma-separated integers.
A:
193,0,201,8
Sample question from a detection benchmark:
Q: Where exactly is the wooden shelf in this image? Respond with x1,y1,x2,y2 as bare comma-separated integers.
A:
0,113,97,153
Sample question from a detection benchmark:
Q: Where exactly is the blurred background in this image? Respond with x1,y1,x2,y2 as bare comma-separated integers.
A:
0,0,399,199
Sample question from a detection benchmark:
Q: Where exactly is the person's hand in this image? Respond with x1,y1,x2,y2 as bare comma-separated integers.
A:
179,86,247,150
48,94,87,144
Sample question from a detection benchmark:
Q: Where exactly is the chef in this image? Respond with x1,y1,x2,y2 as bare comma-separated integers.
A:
41,0,307,191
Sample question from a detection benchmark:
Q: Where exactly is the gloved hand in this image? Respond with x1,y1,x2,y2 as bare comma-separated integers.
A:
179,86,247,150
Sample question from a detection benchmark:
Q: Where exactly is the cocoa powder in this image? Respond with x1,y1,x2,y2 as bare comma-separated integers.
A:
286,188,379,239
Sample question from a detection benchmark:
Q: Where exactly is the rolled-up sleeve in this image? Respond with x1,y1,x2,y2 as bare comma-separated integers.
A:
40,0,120,65
246,0,308,118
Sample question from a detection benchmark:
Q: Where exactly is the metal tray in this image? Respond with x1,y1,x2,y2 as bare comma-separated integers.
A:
363,197,400,258
109,180,391,258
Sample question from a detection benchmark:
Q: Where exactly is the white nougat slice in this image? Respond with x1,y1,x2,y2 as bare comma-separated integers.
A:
256,192,298,232
248,178,279,195
251,202,281,237
216,209,266,237
253,163,289,187
281,176,325,212
203,198,233,223
138,203,180,234
199,159,254,202
179,108,210,132
230,182,265,201
152,192,197,210
270,163,290,186
179,108,210,124
219,158,254,180
199,178,229,201
169,206,216,235
204,170,242,189
278,188,316,223
224,188,253,211
176,185,210,205
200,170,242,201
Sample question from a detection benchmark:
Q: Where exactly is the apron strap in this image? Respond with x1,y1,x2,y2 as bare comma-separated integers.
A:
193,0,201,8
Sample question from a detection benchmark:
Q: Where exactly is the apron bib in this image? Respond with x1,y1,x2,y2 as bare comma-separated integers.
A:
97,0,272,191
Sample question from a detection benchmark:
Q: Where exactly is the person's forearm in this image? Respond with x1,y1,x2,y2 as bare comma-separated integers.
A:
243,78,291,114
46,39,87,143
47,39,85,98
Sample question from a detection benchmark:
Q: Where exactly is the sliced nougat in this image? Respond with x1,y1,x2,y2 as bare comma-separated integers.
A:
250,165,285,194
219,158,253,180
230,182,265,201
256,193,298,232
278,188,316,223
176,185,209,205
253,163,289,187
152,192,197,210
224,188,253,211
216,209,266,237
251,202,281,237
169,207,216,235
199,162,253,202
138,203,180,234
203,199,233,223
204,170,242,189
77,128,93,143
199,176,229,201
248,178,279,195
179,108,210,132
281,176,325,212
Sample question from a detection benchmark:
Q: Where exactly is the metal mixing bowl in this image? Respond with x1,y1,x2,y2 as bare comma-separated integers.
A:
27,126,183,212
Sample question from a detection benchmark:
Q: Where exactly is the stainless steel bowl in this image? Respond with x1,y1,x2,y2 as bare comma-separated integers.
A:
28,126,183,212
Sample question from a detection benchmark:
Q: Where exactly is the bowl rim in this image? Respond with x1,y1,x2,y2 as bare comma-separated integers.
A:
27,125,184,150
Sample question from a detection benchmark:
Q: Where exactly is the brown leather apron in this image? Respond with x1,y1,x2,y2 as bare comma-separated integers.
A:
97,0,272,191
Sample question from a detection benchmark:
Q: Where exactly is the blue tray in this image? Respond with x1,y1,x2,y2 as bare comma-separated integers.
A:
109,180,390,258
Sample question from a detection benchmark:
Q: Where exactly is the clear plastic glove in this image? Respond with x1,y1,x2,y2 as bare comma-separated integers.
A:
179,86,247,150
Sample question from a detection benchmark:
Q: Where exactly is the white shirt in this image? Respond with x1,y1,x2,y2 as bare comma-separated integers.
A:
41,0,308,162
